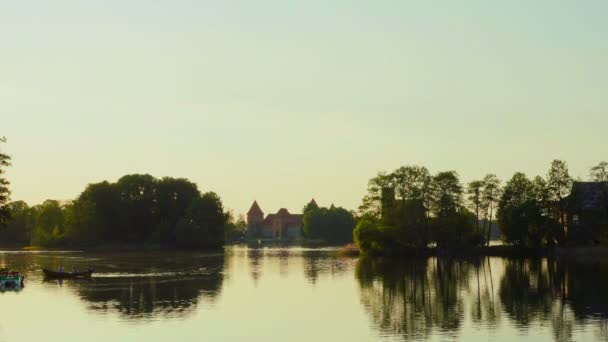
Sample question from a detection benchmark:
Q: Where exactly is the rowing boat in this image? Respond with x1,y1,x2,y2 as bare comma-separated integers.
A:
42,269,94,279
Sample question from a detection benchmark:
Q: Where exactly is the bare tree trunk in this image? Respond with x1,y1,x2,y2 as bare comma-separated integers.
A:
486,201,493,247
475,203,480,234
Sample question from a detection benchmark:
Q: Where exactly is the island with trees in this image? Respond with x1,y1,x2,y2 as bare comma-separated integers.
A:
354,160,608,256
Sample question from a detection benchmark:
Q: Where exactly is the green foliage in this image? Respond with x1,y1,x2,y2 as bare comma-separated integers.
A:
497,172,562,247
353,219,399,254
180,192,227,248
302,199,319,214
303,205,356,244
590,161,608,182
357,166,481,253
31,200,66,246
431,171,463,218
546,159,573,230
466,180,484,231
0,137,11,228
0,201,34,246
431,208,481,248
2,174,227,249
225,213,247,243
481,174,501,247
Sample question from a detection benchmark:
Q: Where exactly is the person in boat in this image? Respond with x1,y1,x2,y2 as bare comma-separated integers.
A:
72,266,80,273
57,264,64,273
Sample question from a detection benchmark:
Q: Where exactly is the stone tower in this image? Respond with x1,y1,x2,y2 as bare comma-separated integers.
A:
247,201,264,236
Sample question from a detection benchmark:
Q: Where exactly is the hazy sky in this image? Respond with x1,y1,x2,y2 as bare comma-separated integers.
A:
1,0,607,216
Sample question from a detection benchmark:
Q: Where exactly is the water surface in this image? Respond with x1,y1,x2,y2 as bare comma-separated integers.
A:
0,247,607,341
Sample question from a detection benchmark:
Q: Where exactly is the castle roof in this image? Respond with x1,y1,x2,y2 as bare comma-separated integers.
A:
262,210,303,226
571,182,608,211
277,208,290,215
247,201,264,216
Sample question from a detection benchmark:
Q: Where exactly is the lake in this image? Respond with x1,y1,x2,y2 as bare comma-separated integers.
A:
1,246,607,341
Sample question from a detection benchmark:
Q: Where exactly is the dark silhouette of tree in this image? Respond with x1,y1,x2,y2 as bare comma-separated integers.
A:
481,174,501,246
467,180,484,234
0,137,11,228
497,172,561,247
590,161,608,182
1,174,228,249
0,201,33,246
303,205,355,244
546,160,573,234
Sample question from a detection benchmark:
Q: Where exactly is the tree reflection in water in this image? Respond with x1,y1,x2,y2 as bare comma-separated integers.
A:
357,256,608,340
357,257,470,340
52,253,225,320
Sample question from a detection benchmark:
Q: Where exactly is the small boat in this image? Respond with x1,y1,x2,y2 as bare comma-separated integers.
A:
0,270,24,289
43,269,94,279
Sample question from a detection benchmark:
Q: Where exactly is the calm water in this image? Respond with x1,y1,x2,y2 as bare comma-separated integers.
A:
1,247,607,341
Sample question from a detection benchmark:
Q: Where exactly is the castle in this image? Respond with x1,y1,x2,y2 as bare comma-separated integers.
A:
246,199,317,239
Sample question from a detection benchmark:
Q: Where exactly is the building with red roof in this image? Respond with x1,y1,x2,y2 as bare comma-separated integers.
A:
247,199,316,239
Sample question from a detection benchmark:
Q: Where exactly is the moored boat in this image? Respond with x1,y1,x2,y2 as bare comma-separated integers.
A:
43,269,94,279
0,270,24,289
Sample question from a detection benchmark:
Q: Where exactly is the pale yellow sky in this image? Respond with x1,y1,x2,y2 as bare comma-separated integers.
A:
1,0,607,215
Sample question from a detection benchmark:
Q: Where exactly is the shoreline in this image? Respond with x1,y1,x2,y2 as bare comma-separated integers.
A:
3,244,608,260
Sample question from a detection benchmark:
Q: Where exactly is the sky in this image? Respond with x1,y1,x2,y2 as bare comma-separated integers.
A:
1,0,607,216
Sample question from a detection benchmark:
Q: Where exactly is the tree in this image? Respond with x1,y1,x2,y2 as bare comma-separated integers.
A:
481,174,501,247
431,171,463,218
225,213,247,243
497,173,535,245
0,201,34,246
31,200,66,246
303,205,356,244
177,192,227,248
546,160,573,233
116,174,158,241
497,172,560,247
393,166,432,201
590,161,608,182
23,174,228,249
430,171,477,247
0,137,11,228
358,172,394,218
302,199,319,214
467,180,484,233
75,181,123,242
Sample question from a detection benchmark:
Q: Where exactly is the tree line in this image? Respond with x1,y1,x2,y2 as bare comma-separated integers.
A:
302,201,356,244
1,175,230,249
354,160,608,254
0,138,245,249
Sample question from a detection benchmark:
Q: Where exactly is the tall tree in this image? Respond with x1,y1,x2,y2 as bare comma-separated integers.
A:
590,161,608,182
481,174,501,246
466,180,484,233
432,171,463,218
496,173,535,245
358,172,394,218
0,137,11,228
392,166,432,201
546,160,573,232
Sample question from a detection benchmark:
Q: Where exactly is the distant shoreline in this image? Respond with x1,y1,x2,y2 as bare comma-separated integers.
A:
358,245,608,259
3,244,608,260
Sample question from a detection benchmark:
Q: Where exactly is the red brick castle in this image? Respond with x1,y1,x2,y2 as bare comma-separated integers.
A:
246,199,317,239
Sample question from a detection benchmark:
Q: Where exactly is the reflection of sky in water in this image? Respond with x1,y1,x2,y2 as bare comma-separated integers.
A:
0,247,606,341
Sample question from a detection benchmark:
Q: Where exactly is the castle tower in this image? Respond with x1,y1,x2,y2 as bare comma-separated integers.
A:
381,187,395,224
247,201,264,237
